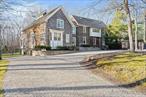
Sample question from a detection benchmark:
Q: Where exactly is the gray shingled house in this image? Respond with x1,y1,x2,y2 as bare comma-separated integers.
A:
21,6,106,52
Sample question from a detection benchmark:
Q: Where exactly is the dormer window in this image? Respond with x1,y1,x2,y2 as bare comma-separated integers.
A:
57,19,64,29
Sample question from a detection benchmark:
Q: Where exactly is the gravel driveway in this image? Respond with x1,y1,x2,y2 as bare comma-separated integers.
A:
4,51,146,97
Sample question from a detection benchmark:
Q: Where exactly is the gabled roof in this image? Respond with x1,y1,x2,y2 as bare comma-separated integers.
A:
23,6,74,31
72,15,106,29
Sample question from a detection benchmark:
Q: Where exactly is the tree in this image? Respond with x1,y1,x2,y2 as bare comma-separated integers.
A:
123,0,134,51
88,0,146,51
0,0,41,59
105,10,128,49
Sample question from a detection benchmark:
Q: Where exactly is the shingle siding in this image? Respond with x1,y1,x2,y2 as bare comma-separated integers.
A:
22,7,106,52
76,26,90,46
47,9,72,46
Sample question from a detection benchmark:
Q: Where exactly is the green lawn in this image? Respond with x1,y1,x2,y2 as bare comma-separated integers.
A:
0,60,8,97
2,53,21,58
96,52,146,92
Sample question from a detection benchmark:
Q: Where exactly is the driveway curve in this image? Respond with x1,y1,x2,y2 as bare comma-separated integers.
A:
4,51,146,97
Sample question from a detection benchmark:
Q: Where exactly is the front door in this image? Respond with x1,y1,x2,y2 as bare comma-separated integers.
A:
50,31,63,49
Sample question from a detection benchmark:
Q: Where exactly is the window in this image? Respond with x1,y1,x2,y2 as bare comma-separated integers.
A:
83,27,87,33
92,28,101,32
30,32,35,48
72,27,76,34
57,19,64,29
83,36,86,44
72,37,76,45
93,37,97,46
40,33,45,41
54,32,61,41
40,33,46,45
66,34,70,43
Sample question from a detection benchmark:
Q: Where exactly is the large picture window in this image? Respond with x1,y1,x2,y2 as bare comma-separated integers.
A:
92,28,101,32
54,32,61,41
57,19,64,29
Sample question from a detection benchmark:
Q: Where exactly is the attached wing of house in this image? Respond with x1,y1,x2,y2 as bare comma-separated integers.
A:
72,15,106,48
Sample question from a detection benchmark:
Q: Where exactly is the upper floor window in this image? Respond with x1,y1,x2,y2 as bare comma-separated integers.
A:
57,19,64,29
83,27,87,33
72,27,76,34
92,28,101,32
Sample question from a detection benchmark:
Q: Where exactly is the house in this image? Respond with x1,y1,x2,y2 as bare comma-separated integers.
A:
21,6,106,54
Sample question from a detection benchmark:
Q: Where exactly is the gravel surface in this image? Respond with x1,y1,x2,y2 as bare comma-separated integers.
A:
3,51,146,97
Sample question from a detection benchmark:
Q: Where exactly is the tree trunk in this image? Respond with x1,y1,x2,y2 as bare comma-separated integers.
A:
0,47,2,60
0,26,2,60
124,0,134,51
134,10,138,50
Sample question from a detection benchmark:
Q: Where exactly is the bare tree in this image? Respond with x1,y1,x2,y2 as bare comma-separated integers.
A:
86,0,146,51
0,0,42,59
123,0,134,51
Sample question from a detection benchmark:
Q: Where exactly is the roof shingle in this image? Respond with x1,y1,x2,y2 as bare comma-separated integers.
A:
73,15,106,29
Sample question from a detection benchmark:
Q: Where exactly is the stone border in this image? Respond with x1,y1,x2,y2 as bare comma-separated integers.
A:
82,50,127,62
32,50,77,56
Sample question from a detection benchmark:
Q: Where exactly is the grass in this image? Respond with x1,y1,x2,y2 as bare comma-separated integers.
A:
2,53,21,58
0,53,20,96
0,60,8,97
96,52,146,92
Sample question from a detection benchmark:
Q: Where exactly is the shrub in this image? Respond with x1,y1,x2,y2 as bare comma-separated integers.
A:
56,46,69,50
34,45,51,51
56,46,75,50
80,44,91,47
45,46,51,50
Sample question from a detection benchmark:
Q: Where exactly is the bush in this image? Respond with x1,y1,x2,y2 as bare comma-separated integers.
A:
45,46,51,50
56,46,75,50
80,44,91,47
34,45,51,51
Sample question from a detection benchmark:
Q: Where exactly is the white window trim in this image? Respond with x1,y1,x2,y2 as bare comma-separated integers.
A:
90,28,102,37
91,28,101,33
66,34,70,43
57,19,64,29
83,27,87,33
72,26,76,34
